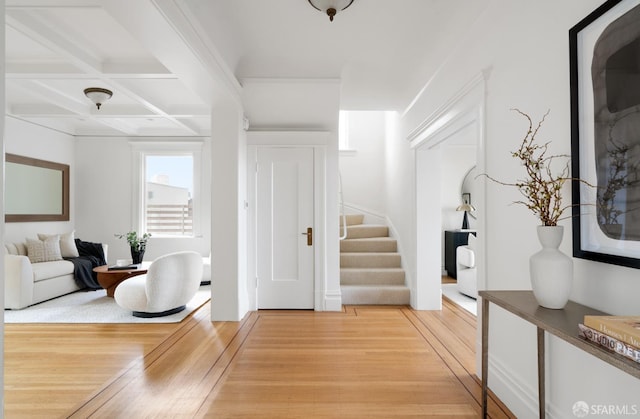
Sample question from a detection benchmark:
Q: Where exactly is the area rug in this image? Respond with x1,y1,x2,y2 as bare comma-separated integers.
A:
4,285,211,324
442,283,477,315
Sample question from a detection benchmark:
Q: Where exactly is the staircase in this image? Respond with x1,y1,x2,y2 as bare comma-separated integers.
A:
340,214,410,305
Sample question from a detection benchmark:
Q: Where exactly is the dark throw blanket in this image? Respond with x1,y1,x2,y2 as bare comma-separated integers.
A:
64,239,107,290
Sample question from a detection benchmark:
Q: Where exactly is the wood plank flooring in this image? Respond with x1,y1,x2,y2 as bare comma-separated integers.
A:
5,299,513,418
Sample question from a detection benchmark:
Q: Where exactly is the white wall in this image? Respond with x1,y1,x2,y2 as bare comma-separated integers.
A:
4,118,75,243
392,0,639,417
210,101,247,321
0,2,6,408
75,137,212,264
384,111,419,304
339,111,387,216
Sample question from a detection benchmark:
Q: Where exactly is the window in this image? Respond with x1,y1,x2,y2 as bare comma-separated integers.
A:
132,141,203,238
145,154,193,236
339,110,350,150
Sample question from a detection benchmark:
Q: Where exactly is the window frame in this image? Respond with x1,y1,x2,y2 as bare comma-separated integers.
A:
131,140,204,238
339,110,350,151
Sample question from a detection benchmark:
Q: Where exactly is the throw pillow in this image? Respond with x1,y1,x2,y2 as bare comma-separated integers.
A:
38,231,79,258
26,236,63,263
9,242,28,256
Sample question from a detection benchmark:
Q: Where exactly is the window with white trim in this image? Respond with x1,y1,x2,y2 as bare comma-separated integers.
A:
339,110,350,150
144,154,193,236
132,142,203,237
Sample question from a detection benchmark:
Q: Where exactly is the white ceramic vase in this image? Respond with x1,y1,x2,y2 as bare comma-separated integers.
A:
529,225,573,309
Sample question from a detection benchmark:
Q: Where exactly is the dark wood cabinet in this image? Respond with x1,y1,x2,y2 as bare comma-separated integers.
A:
444,230,476,279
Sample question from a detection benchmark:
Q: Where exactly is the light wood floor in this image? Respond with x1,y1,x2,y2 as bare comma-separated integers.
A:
5,298,513,418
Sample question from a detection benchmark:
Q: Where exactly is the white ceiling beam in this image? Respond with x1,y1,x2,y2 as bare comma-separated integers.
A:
88,117,138,136
6,61,174,79
106,82,199,135
8,81,139,136
10,79,88,114
102,0,241,107
7,7,200,135
101,61,172,76
10,103,209,119
6,9,103,73
6,0,101,8
7,115,77,136
159,0,243,105
5,62,83,76
168,118,200,136
9,104,77,116
165,104,210,116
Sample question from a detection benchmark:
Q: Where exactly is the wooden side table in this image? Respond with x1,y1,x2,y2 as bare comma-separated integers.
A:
93,263,150,297
480,290,640,418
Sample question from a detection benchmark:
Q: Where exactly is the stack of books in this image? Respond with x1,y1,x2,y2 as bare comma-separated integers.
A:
578,316,640,364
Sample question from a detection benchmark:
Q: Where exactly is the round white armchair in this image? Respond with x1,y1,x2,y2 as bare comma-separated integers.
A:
114,251,203,317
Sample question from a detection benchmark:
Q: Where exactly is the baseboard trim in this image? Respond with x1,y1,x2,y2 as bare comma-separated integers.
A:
320,290,342,312
489,354,540,418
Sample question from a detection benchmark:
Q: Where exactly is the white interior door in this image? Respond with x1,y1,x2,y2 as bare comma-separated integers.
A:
257,147,314,309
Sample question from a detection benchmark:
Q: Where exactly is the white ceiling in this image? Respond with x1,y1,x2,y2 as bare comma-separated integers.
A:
5,0,488,138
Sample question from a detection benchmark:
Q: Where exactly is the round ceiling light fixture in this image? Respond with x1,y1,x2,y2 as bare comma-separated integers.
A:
308,0,354,22
84,87,113,110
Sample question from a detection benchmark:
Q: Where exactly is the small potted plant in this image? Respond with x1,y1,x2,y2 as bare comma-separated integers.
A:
115,231,151,264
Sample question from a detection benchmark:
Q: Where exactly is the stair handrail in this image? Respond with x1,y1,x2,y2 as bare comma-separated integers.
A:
339,171,347,240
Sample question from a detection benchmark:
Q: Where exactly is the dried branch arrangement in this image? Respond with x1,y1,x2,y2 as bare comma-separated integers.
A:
484,109,572,226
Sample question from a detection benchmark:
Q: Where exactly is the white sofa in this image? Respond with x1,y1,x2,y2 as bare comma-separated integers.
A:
456,233,477,299
5,236,108,310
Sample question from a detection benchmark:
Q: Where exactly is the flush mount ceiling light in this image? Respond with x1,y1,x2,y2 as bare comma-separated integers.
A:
84,87,113,110
308,0,354,22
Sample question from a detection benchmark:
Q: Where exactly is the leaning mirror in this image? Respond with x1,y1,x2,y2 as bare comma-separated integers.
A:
5,154,70,222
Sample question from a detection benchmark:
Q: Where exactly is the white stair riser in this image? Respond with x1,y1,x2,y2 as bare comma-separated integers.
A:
345,225,389,239
340,268,405,286
340,238,397,253
341,285,410,305
340,253,401,268
340,214,364,227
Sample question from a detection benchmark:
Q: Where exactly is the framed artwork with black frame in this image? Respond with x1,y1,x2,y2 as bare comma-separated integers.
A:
570,0,640,269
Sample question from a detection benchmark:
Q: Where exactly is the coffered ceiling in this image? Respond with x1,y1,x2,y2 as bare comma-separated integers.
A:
5,0,211,137
4,0,488,138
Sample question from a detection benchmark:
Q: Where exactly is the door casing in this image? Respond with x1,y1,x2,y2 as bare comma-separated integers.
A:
246,132,334,311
